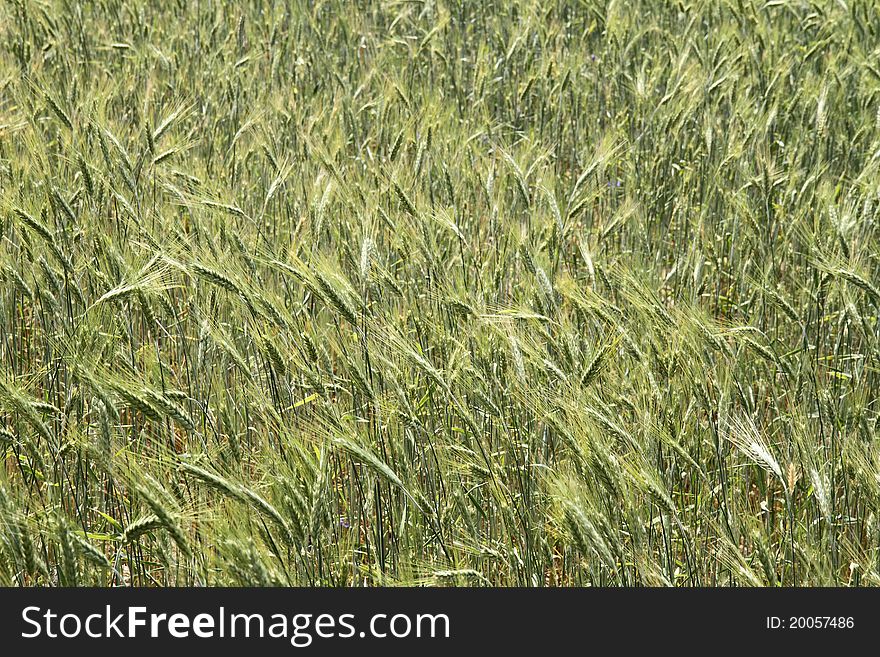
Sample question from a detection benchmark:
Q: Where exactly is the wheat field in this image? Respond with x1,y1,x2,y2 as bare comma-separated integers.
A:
1,0,880,586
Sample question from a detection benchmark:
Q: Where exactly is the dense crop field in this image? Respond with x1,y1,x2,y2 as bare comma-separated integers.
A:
2,0,880,586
